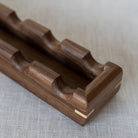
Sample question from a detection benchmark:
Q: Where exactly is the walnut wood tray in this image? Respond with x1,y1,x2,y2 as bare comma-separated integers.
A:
0,3,123,125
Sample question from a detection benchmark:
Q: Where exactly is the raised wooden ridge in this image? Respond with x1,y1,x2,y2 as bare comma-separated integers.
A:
0,3,123,125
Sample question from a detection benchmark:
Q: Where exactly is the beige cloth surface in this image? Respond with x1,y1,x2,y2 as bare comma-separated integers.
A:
0,0,138,138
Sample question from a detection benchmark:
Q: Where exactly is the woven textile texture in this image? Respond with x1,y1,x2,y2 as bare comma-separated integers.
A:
0,0,138,138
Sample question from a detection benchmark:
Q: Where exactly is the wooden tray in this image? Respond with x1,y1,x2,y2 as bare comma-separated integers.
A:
0,3,123,125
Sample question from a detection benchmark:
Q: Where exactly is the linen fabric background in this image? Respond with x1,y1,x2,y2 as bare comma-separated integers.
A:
0,0,138,138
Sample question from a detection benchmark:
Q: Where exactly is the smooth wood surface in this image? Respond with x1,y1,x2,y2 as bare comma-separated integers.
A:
0,3,123,125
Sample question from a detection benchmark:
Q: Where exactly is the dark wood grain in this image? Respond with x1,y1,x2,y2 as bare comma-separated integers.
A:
0,3,123,125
